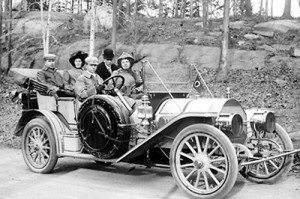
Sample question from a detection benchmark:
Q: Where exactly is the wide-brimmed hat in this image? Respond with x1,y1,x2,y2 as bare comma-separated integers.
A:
85,56,99,65
103,48,114,60
69,51,88,68
117,52,134,68
44,54,56,60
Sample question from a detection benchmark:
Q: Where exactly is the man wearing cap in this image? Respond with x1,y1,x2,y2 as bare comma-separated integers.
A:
75,56,105,101
95,48,119,80
37,54,65,95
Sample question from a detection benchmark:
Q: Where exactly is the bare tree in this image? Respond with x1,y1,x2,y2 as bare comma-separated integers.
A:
189,0,194,18
134,0,137,17
0,0,2,70
245,0,252,17
45,0,53,54
180,0,186,18
78,0,82,14
126,0,130,17
271,0,273,17
232,0,237,17
159,0,163,18
174,0,178,18
89,0,95,56
217,0,230,81
112,0,117,52
282,0,292,19
259,0,263,15
5,0,12,74
202,0,208,32
118,0,123,24
265,0,268,16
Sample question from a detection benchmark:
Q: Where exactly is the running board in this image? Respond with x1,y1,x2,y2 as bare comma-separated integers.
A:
58,152,117,163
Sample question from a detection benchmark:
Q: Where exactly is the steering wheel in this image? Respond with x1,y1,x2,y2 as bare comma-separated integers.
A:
102,75,125,92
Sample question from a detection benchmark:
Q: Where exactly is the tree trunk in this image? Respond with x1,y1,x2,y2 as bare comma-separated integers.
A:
282,0,292,19
71,0,74,13
134,0,138,17
202,0,208,33
259,0,263,15
0,0,2,71
271,0,273,17
112,0,117,52
233,0,237,17
159,0,163,18
5,0,12,74
126,0,130,17
118,0,123,26
89,0,95,56
196,0,200,17
45,0,53,54
133,0,138,49
189,0,194,18
87,0,90,10
181,0,186,18
40,0,46,54
265,0,268,16
245,0,252,17
174,0,178,18
217,0,230,82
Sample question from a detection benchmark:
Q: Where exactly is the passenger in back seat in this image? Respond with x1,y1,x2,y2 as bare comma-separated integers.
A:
63,51,88,94
37,54,74,97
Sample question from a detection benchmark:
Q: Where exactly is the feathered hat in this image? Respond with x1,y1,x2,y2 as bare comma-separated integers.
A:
69,51,88,68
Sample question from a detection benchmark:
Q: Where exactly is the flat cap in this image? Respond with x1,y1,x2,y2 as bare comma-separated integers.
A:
44,54,56,60
85,56,99,65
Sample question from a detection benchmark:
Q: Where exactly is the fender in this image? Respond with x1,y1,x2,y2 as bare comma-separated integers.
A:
116,112,215,163
14,109,71,154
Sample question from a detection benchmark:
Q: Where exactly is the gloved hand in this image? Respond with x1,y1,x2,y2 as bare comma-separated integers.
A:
96,84,105,94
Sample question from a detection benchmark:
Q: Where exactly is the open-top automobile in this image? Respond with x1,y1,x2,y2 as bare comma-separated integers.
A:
11,61,298,199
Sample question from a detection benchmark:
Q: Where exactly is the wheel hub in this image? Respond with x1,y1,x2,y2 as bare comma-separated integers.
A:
33,138,43,152
193,154,210,171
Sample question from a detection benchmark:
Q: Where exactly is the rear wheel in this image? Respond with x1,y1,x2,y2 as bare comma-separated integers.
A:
22,118,58,173
170,124,238,199
240,123,293,183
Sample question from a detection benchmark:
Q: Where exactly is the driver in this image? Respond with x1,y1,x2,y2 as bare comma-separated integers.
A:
74,56,104,101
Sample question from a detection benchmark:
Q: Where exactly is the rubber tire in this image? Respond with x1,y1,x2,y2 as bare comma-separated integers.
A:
240,123,294,184
22,118,58,173
170,124,238,199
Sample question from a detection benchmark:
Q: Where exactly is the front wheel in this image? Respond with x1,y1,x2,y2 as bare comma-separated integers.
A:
239,123,294,183
22,118,58,173
170,124,238,199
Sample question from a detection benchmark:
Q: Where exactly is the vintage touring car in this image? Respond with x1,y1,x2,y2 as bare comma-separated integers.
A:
11,61,298,199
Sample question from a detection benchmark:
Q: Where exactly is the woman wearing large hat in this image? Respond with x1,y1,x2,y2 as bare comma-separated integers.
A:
111,52,144,99
63,51,88,91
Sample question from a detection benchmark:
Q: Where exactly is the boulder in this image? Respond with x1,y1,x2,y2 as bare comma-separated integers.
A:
253,30,274,37
244,34,260,40
83,5,113,33
254,20,300,33
229,21,246,29
12,11,74,36
290,47,300,57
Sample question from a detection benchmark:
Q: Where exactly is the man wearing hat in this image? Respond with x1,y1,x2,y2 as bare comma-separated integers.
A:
75,56,105,101
95,48,119,80
37,53,65,95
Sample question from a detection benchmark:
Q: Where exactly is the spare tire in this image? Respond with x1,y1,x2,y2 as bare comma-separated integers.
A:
77,95,131,159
